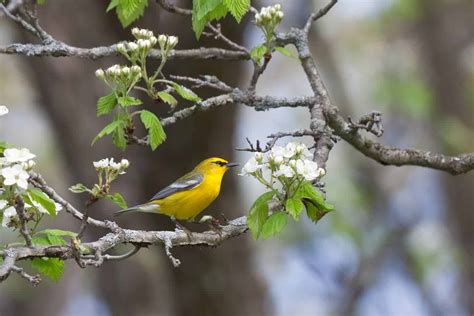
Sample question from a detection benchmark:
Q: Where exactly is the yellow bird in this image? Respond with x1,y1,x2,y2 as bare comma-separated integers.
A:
115,157,238,226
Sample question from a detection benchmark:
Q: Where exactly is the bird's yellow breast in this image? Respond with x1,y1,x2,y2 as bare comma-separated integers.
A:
152,173,223,220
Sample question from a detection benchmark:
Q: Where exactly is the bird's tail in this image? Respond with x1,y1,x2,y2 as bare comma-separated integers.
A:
114,203,160,216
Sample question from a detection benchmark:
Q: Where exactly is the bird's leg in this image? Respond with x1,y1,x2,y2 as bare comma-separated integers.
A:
198,215,223,238
171,216,193,240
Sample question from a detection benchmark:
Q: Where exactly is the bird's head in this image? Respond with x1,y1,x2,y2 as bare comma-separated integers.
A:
195,157,239,174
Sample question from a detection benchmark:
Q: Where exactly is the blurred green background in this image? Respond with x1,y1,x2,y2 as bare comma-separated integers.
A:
0,0,473,315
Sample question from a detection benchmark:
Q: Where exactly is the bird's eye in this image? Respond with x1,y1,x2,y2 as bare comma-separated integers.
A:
213,161,226,166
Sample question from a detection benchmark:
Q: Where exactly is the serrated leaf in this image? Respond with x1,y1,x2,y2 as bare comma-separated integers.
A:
275,46,297,58
193,0,222,20
105,193,128,209
107,0,120,12
223,0,250,22
117,96,142,107
140,110,166,150
27,188,56,217
294,181,334,211
261,212,288,239
31,258,64,282
97,93,117,116
157,91,178,108
92,120,123,145
247,191,274,239
170,83,201,102
304,200,331,223
192,0,228,39
114,0,149,28
69,183,91,194
285,198,305,220
250,45,267,66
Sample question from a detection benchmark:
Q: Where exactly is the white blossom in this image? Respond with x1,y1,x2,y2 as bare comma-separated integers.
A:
1,206,16,228
1,164,29,189
240,157,262,175
93,158,109,169
296,159,321,181
274,164,294,178
3,148,36,163
0,105,8,116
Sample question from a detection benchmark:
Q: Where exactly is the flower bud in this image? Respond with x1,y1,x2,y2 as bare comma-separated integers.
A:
131,65,141,74
131,27,140,37
149,36,157,46
120,159,130,168
116,43,126,53
168,36,178,47
274,4,281,11
95,69,105,80
276,11,284,20
255,152,264,163
127,42,138,51
158,34,167,48
121,66,130,75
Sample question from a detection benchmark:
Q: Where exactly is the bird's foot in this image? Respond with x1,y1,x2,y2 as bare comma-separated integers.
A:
171,217,193,241
199,215,223,238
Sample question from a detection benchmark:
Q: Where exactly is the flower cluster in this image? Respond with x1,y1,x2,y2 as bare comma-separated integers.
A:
0,148,36,190
255,4,284,26
241,142,324,182
96,64,142,84
93,158,129,189
0,105,8,116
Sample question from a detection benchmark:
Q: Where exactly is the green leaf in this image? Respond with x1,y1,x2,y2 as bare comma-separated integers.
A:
107,0,120,12
0,141,9,154
193,0,222,20
114,0,149,28
117,96,142,107
170,83,201,102
112,122,127,150
31,258,64,282
223,0,250,22
275,46,296,58
35,229,77,238
157,91,178,108
246,191,274,239
32,234,66,246
97,93,117,116
140,110,166,150
285,198,305,220
294,181,334,211
105,193,128,209
261,212,288,239
36,0,46,4
69,183,91,194
92,120,123,145
192,0,228,39
250,45,267,66
27,188,56,217
304,200,331,223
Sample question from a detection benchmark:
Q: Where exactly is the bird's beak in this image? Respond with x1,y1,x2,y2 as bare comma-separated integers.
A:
225,162,239,168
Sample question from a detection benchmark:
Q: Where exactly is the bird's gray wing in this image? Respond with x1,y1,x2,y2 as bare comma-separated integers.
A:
149,172,203,201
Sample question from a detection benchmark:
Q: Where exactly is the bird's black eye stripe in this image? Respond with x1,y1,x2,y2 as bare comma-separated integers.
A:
213,161,226,166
